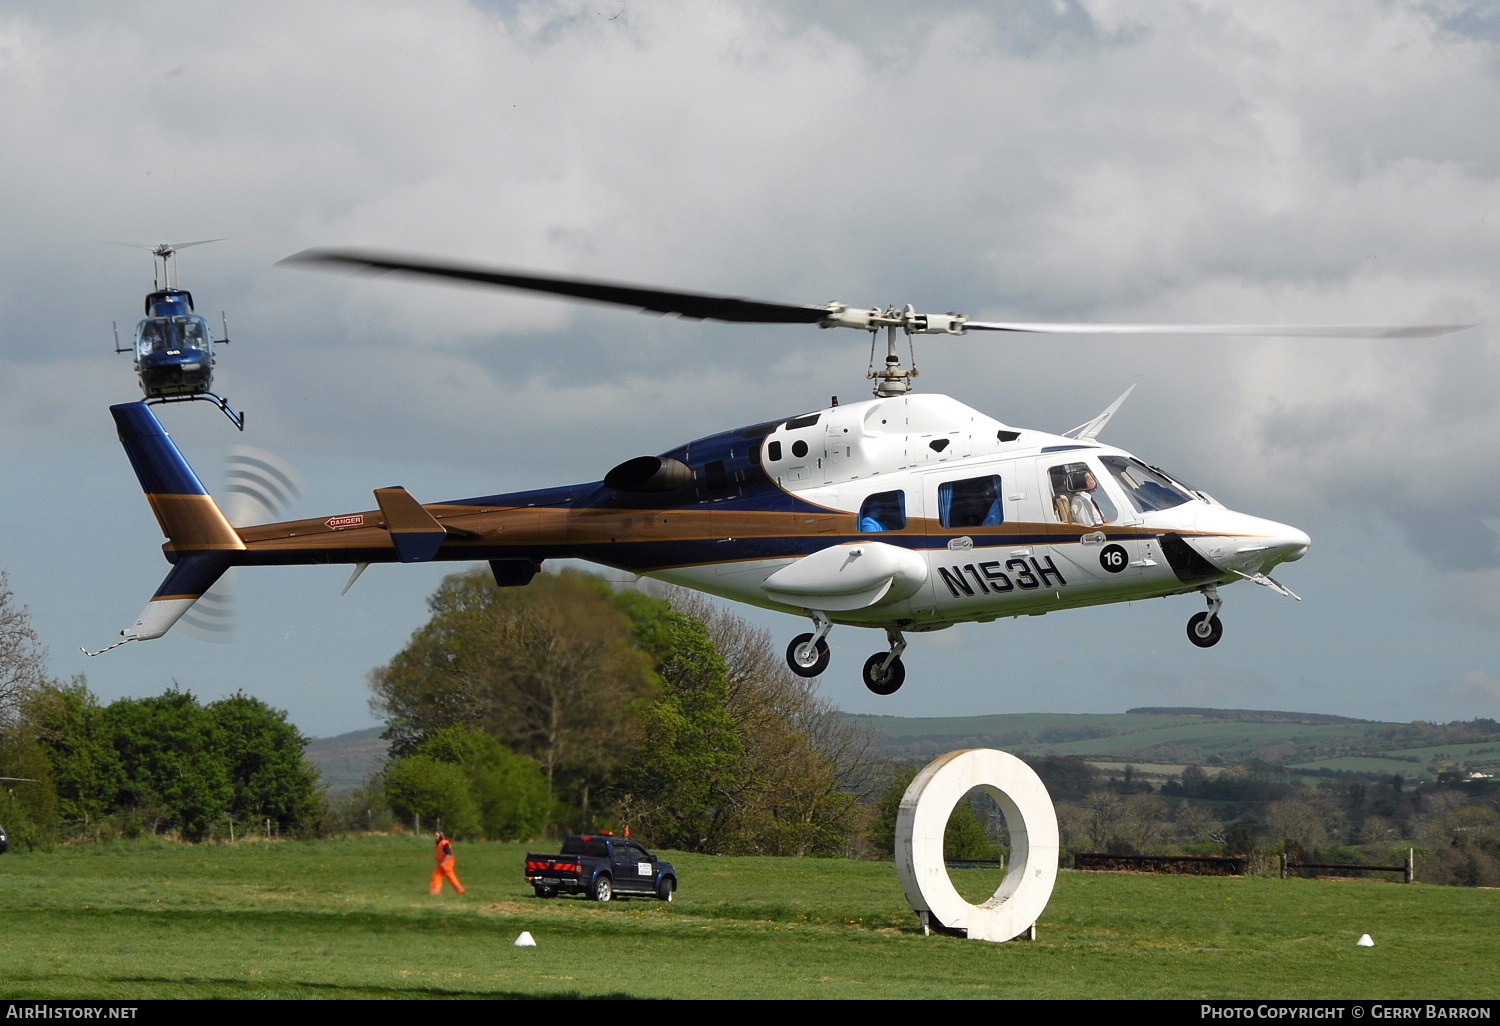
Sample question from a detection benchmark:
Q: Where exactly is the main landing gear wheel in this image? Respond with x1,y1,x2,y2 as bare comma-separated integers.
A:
862,653,906,696
786,633,831,677
1186,612,1224,648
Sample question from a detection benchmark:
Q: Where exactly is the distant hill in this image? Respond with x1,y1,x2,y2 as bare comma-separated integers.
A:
304,727,388,793
847,709,1500,781
304,710,1500,791
1125,707,1374,725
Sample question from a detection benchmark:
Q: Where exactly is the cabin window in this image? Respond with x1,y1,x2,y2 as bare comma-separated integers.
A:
1098,455,1190,512
703,460,729,492
767,440,782,462
791,440,809,459
938,475,1003,528
1049,462,1118,526
859,490,906,532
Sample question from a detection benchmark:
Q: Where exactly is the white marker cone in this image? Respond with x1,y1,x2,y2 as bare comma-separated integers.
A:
515,931,537,947
1357,934,1375,947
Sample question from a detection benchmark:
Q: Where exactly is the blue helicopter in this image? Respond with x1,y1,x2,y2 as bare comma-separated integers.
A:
113,240,244,430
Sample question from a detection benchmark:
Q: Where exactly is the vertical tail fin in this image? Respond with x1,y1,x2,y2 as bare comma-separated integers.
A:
104,403,244,644
112,402,246,554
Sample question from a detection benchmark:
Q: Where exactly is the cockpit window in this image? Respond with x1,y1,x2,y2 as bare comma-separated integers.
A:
1049,462,1117,526
135,315,210,354
859,490,906,532
136,319,167,353
1099,455,1191,512
938,475,1002,528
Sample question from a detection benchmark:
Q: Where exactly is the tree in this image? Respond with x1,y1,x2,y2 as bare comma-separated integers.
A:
384,755,479,838
0,725,59,849
105,688,232,841
625,588,874,856
0,568,47,726
412,725,552,841
24,678,124,832
613,602,745,851
208,692,323,836
370,569,657,815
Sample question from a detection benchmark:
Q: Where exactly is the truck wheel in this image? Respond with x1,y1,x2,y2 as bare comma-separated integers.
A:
592,875,613,902
533,886,557,899
656,877,675,902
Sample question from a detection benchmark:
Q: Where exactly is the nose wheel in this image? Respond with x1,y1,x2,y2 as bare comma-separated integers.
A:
861,628,908,695
1186,585,1225,648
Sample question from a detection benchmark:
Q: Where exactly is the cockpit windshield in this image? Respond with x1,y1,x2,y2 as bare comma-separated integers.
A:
1099,455,1192,512
135,315,210,355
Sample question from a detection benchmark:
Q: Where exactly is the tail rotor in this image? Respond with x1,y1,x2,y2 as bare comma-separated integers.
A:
179,445,304,642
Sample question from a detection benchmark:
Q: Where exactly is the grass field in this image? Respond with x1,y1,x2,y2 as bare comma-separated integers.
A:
1,836,1495,1000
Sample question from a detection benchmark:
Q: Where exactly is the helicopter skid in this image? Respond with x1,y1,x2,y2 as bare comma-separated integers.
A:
146,391,245,431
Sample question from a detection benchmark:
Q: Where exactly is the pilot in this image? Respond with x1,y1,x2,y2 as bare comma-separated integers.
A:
859,492,904,532
1068,470,1105,527
139,322,164,352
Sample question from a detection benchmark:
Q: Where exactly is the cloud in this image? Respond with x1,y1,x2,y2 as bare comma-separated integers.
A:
0,1,1494,731
1441,668,1500,705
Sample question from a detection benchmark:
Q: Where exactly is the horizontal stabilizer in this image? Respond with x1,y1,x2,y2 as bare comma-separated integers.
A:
374,486,446,562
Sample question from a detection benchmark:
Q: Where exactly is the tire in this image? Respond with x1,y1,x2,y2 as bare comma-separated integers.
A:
656,877,675,902
533,886,557,899
861,653,906,695
786,633,831,677
1186,612,1224,648
591,874,613,902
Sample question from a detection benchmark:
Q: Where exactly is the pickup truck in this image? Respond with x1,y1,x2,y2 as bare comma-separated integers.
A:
525,834,677,902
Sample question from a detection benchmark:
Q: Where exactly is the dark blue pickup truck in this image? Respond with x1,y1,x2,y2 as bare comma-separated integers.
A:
525,834,677,902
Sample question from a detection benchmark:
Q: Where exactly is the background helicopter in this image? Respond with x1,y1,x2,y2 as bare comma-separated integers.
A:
90,249,1466,697
112,240,244,430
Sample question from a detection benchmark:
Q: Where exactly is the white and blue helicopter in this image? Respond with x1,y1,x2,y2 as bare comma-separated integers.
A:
95,250,1467,694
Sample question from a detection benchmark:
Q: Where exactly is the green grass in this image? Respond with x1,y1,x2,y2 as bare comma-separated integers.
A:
1,836,1495,999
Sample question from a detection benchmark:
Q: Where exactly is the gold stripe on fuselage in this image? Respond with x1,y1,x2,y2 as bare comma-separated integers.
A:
233,501,1166,560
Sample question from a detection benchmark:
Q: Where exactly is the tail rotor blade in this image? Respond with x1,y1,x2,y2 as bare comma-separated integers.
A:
183,445,303,644
224,444,305,527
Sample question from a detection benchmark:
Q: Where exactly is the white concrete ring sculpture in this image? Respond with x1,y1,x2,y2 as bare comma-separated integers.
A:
895,748,1059,942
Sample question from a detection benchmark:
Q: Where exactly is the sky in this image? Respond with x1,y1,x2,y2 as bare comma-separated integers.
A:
0,0,1495,739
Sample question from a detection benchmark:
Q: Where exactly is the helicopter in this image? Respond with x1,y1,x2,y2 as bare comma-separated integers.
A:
113,240,244,430
88,250,1470,694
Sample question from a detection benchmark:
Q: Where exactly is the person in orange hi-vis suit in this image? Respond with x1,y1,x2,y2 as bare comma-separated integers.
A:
431,831,466,894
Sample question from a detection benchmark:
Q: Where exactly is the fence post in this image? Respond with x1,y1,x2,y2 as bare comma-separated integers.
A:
1280,852,1288,879
1406,848,1414,884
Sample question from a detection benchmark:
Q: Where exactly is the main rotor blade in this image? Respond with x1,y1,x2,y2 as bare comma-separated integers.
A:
282,249,830,324
962,321,1471,338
